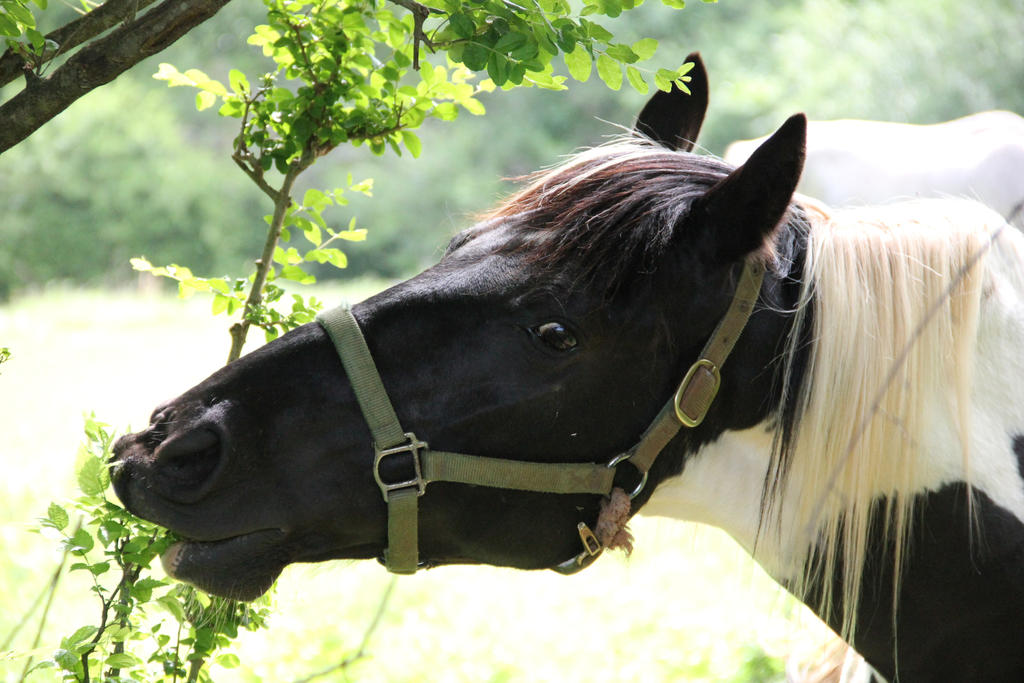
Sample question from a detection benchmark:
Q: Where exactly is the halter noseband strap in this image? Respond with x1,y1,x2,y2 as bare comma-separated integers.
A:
316,259,765,575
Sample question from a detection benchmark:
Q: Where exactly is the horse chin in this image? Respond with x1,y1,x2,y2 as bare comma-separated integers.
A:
161,529,288,601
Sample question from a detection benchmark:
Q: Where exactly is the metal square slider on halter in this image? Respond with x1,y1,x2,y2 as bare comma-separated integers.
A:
374,433,428,500
316,258,763,574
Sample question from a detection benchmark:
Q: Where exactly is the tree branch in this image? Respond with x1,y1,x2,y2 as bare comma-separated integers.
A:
0,0,162,89
387,0,442,69
226,149,314,363
0,0,235,155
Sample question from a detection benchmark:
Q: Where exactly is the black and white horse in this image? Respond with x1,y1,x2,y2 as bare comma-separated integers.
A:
112,55,1024,681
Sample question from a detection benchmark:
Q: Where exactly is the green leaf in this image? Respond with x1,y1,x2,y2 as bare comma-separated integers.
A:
280,265,315,284
228,69,250,95
67,527,94,555
218,98,245,118
130,256,153,272
349,177,374,196
216,653,241,668
493,31,528,54
459,97,486,116
434,102,458,121
306,248,348,268
401,130,422,158
26,27,43,48
157,595,187,623
335,226,367,241
449,13,475,39
130,577,166,602
605,43,639,64
596,53,622,90
87,561,110,576
486,52,509,86
65,625,98,647
555,25,577,53
195,90,217,111
77,455,107,496
53,648,78,672
0,15,19,38
153,63,194,88
207,278,230,294
302,188,331,213
597,0,623,18
4,3,35,27
626,66,648,94
581,19,613,41
661,0,686,7
564,46,591,82
183,68,226,95
105,653,139,668
631,37,658,61
98,519,128,545
300,220,323,247
46,503,69,531
461,42,487,71
654,67,678,92
211,294,229,315
532,24,558,56
273,246,302,265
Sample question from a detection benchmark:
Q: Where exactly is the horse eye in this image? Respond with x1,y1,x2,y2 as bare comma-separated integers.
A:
531,322,578,352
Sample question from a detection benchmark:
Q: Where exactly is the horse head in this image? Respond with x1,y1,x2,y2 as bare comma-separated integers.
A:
111,52,809,600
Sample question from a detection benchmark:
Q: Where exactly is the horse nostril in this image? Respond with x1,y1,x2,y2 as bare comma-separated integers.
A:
154,429,223,492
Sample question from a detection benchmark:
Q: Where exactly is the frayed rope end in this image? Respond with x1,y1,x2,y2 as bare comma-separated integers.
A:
595,487,634,555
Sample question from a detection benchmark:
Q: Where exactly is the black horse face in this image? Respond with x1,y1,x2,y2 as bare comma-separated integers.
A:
112,53,807,600
112,222,694,598
109,234,664,597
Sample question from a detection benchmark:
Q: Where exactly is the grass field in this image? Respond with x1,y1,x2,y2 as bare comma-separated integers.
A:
0,285,841,682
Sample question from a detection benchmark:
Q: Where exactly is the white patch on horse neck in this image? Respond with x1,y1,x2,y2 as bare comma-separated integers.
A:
639,424,806,580
960,228,1024,522
901,224,1024,526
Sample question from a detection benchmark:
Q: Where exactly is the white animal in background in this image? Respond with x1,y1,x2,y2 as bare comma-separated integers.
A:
724,111,1024,225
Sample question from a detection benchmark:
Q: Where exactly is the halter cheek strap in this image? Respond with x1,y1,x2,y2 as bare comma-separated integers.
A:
316,259,764,575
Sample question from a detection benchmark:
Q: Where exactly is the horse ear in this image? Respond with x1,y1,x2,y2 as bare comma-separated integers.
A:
689,113,807,263
634,52,708,152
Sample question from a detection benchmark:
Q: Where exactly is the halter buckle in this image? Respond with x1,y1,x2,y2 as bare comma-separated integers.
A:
374,432,428,501
674,358,721,428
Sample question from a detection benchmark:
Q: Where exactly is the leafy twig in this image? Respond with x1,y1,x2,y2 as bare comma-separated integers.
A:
227,149,315,363
0,0,234,155
0,0,162,88
388,0,442,69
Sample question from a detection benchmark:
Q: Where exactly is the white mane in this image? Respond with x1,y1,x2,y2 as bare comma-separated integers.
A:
774,198,1004,637
645,196,1024,642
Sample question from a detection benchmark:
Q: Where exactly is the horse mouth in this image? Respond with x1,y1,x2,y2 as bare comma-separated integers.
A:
161,529,288,601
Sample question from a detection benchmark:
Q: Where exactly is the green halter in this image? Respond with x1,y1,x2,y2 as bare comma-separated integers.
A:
316,259,765,574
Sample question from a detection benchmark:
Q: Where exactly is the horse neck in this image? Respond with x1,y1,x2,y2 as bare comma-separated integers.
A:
641,201,1024,680
638,215,813,579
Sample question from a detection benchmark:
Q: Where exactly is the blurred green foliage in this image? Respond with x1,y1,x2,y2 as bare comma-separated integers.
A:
0,76,268,299
1,0,1021,296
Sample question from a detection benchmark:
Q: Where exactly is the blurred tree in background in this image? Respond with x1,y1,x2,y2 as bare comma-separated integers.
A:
1,0,1021,296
